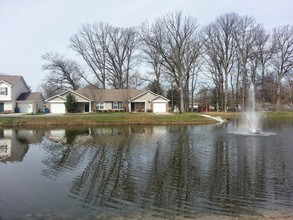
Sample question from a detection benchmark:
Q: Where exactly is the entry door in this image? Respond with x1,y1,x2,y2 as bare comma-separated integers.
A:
85,103,89,112
0,103,4,112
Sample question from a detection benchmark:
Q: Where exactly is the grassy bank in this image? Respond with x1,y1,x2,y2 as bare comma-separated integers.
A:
262,111,293,119
0,112,215,128
1,111,292,128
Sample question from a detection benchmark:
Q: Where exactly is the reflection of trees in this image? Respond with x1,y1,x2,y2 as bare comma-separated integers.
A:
206,134,262,209
41,139,87,178
67,126,201,212
206,128,293,214
65,128,90,144
70,138,135,204
39,124,293,217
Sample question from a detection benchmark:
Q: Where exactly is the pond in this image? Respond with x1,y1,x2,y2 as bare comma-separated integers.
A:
0,119,293,219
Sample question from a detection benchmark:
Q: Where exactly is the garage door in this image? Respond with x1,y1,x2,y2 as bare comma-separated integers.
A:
153,103,166,113
18,103,33,113
50,103,66,114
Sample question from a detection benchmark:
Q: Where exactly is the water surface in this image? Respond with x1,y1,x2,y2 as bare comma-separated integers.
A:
0,120,293,219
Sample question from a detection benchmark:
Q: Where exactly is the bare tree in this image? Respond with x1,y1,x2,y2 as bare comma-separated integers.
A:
140,34,165,92
71,23,140,89
271,25,293,110
140,11,200,112
234,15,261,109
42,52,82,91
39,81,61,99
202,13,237,112
251,26,273,103
70,23,109,89
105,26,139,88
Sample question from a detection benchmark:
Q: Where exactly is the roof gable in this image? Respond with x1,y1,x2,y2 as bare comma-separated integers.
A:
0,80,12,87
0,74,29,89
45,94,66,102
129,90,170,103
45,89,92,102
150,95,170,102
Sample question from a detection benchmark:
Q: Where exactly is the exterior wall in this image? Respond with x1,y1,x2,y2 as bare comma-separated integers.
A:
60,92,89,102
35,96,44,113
4,102,13,112
0,82,12,101
11,79,29,101
48,96,65,102
131,92,157,111
104,102,112,110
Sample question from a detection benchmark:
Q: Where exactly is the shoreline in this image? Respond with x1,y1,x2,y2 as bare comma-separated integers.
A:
0,111,291,128
0,112,217,128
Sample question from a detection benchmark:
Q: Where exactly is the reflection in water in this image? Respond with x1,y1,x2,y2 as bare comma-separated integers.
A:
0,129,43,162
1,122,293,219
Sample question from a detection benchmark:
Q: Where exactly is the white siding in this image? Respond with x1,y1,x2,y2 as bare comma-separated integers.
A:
35,96,44,113
4,102,13,111
11,78,29,101
104,102,112,110
0,82,11,101
50,103,66,113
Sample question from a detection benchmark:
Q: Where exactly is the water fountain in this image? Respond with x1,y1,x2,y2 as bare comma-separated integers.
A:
245,83,261,134
229,83,276,136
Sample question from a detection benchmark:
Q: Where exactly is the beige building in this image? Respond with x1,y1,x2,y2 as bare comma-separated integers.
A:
45,89,169,114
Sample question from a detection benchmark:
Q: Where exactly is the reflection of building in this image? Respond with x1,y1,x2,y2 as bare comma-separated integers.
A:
44,126,169,146
0,129,43,162
46,128,92,145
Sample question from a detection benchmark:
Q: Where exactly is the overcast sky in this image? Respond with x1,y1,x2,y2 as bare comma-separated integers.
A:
1,0,293,91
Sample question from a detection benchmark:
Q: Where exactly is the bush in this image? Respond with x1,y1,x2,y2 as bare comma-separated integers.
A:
65,93,78,113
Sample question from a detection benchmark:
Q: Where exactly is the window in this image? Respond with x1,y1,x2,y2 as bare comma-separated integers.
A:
96,102,104,110
0,87,8,96
112,102,122,110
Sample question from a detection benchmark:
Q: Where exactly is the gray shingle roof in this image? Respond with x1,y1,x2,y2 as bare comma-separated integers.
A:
0,74,23,85
17,92,42,101
75,89,144,101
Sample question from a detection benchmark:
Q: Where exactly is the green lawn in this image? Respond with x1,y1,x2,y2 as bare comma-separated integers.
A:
0,111,292,128
0,112,214,128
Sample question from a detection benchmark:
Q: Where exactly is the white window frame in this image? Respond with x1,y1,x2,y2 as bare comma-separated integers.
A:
113,101,118,110
96,101,104,110
112,101,123,110
0,87,8,96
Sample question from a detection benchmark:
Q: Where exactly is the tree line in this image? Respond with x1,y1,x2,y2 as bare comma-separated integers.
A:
41,11,293,112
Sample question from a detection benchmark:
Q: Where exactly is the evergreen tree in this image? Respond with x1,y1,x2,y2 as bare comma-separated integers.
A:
147,80,164,95
65,93,78,113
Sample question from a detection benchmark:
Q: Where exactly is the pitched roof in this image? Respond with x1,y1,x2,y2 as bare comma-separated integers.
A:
17,92,42,101
0,74,26,86
75,88,144,102
45,89,91,102
129,90,169,102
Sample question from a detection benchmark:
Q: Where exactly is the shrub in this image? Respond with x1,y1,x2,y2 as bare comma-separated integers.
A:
65,93,78,113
